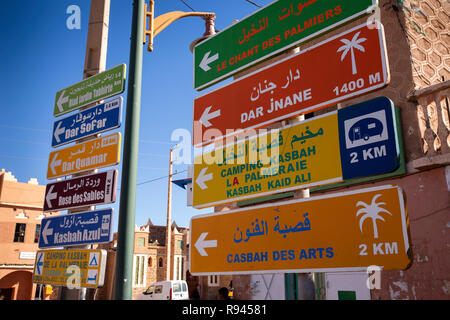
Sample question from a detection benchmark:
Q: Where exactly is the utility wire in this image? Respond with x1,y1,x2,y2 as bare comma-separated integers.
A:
137,169,187,186
0,138,47,145
140,139,176,145
244,0,262,8
0,124,50,133
0,154,46,161
117,169,188,190
180,0,195,11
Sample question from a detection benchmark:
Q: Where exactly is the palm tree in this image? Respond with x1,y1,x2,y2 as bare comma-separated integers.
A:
337,31,367,75
356,194,392,239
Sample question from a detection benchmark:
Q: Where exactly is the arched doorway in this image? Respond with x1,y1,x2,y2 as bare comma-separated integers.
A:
0,270,33,300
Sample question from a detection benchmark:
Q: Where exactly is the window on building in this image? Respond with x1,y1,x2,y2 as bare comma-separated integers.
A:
148,257,152,267
181,257,185,280
137,237,145,247
133,255,146,287
158,257,163,268
34,224,41,243
173,255,182,280
13,223,26,242
208,275,219,287
177,240,184,249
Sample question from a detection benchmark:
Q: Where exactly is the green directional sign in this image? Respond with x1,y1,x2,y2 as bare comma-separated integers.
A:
194,0,377,90
53,64,126,117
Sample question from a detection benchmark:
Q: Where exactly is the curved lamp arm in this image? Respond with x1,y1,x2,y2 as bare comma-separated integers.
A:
144,0,215,52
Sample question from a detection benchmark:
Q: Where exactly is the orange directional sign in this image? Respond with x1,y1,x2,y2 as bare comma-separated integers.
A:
190,185,411,275
193,22,389,147
47,133,121,180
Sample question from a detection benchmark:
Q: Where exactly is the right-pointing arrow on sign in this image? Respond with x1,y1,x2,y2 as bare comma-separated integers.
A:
199,51,219,72
195,232,217,256
196,167,213,190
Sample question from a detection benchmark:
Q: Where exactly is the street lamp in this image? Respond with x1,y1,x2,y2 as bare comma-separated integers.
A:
144,0,216,52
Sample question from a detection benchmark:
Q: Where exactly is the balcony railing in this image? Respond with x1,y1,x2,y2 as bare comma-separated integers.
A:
408,80,450,170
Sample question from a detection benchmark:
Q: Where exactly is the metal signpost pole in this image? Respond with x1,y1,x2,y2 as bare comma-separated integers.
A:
111,0,216,298
165,148,173,281
113,0,145,300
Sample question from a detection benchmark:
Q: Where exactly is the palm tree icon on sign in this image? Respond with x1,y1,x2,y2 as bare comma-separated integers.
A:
356,194,392,239
337,31,367,75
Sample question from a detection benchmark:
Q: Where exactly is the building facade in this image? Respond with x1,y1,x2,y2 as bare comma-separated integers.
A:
316,0,450,300
0,169,58,300
198,0,449,300
131,220,189,298
97,219,191,300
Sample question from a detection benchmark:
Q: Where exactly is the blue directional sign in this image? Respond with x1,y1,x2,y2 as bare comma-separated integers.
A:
338,97,400,180
38,208,114,249
51,97,122,148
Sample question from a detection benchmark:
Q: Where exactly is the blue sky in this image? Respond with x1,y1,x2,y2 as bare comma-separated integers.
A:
0,0,274,230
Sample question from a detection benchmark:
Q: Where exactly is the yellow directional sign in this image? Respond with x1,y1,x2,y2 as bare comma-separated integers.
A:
47,133,121,180
190,185,411,275
32,249,107,288
193,113,342,208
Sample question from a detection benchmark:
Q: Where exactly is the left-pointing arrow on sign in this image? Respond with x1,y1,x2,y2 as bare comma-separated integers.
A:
36,253,44,275
53,121,65,144
199,106,221,128
196,167,213,190
195,232,217,256
45,185,57,209
50,153,61,175
42,220,54,245
57,90,68,113
199,51,219,72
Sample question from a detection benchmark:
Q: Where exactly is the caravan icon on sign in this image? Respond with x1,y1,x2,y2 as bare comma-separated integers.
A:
344,109,389,149
349,117,383,142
